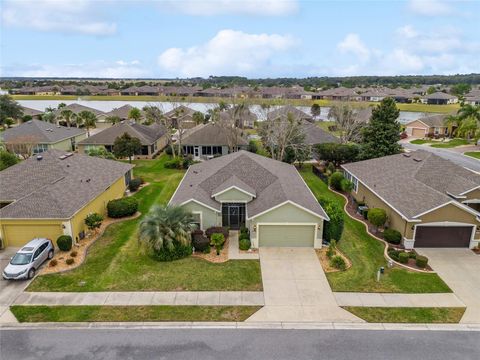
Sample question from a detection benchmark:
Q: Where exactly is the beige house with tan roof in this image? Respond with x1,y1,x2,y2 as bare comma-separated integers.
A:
342,151,480,249
405,114,451,138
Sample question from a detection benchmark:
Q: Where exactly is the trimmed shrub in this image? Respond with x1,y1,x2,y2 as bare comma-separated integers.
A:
388,249,400,261
205,227,229,239
416,255,428,268
49,259,58,267
57,235,73,252
383,228,402,245
326,239,337,259
239,238,251,251
329,171,344,191
85,213,103,231
319,198,344,243
152,242,193,262
66,258,75,265
165,145,173,155
164,157,183,169
70,251,78,258
398,252,409,264
211,233,225,255
192,234,210,252
409,252,417,259
239,233,250,242
367,208,387,228
330,255,346,271
128,178,142,192
107,197,139,218
240,226,249,236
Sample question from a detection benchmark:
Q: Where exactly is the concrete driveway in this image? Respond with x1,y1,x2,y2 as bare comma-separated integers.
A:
246,247,362,323
417,248,480,323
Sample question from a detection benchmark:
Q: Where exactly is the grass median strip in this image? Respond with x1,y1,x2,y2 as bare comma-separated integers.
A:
343,307,465,323
464,151,480,159
10,305,262,323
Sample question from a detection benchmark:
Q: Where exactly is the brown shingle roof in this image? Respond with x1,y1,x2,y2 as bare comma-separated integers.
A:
302,122,339,145
2,119,85,144
267,105,312,121
415,114,449,127
170,150,328,219
182,123,248,146
53,103,105,117
0,150,133,219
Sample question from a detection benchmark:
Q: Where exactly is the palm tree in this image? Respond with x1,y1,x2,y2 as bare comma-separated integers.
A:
457,104,480,122
457,116,478,140
60,109,74,127
128,107,142,123
77,110,97,136
105,115,121,125
443,114,459,137
139,205,195,253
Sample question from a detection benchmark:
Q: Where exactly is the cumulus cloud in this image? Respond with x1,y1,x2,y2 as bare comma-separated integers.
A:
408,0,452,16
1,0,116,35
158,29,297,77
2,60,147,78
159,0,298,16
336,33,371,62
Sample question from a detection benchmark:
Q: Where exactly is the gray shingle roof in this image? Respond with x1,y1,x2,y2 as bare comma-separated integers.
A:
104,105,143,120
2,119,85,144
424,92,457,100
302,122,340,145
0,149,133,219
21,106,43,117
415,114,449,127
78,121,167,146
164,105,197,119
267,105,312,121
53,103,105,117
182,123,248,146
170,150,328,220
342,150,480,219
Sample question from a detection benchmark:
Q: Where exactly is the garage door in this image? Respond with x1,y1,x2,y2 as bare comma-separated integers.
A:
411,128,426,137
415,226,473,248
258,225,315,247
2,224,63,247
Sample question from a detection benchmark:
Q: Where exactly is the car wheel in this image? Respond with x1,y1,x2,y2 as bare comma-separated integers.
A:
28,268,35,279
48,250,54,259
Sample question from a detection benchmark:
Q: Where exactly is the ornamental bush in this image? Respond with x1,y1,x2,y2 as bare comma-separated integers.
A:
210,233,225,255
128,178,142,192
398,252,409,264
70,251,78,258
49,259,58,267
239,238,251,251
152,242,193,262
319,198,344,243
66,258,75,265
330,255,346,271
164,157,183,169
383,228,402,245
205,227,229,239
57,235,72,252
85,213,104,231
367,208,387,228
329,171,344,191
192,231,210,252
416,255,429,268
107,197,139,218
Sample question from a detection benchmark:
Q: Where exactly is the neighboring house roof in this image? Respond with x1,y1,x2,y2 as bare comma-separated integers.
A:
170,150,328,220
78,121,167,146
410,114,449,128
342,150,480,220
53,103,105,117
0,149,133,219
267,105,312,121
104,105,143,120
302,121,339,145
354,107,373,123
423,92,457,100
2,119,85,144
219,107,257,127
164,105,197,119
182,123,248,146
21,106,43,117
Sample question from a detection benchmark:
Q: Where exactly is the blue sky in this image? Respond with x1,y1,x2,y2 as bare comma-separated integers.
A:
1,0,479,78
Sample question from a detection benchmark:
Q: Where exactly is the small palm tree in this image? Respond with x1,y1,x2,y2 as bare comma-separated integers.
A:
457,104,480,122
106,115,121,125
128,108,142,123
139,205,195,253
60,109,74,127
78,110,97,136
444,114,459,137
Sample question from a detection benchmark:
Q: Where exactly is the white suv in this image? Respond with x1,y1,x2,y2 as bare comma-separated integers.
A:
3,238,54,280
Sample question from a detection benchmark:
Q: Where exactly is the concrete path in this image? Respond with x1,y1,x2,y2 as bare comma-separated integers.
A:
228,231,259,260
12,291,265,306
417,248,480,323
334,292,465,307
246,247,362,323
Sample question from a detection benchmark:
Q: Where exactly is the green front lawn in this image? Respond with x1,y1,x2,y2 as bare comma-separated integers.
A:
410,138,470,148
28,154,262,292
344,307,465,323
299,166,451,293
10,305,261,322
464,151,480,159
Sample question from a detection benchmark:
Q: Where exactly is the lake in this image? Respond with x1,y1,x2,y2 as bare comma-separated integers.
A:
18,99,429,124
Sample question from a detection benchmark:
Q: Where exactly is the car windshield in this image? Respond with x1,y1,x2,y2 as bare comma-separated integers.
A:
10,253,32,265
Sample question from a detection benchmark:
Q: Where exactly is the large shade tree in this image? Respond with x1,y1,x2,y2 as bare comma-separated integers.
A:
113,132,142,162
0,95,23,126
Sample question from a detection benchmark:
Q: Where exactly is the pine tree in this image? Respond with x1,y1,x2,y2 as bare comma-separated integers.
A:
360,98,401,160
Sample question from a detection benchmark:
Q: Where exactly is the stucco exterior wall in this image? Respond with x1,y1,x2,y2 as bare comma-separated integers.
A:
214,188,253,202
181,201,221,230
0,219,64,248
50,133,87,152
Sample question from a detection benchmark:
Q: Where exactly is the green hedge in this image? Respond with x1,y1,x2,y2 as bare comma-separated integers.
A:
152,242,193,262
319,198,344,243
239,238,251,251
57,235,72,252
383,228,402,244
107,197,139,218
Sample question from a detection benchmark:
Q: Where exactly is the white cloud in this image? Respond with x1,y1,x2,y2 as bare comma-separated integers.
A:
337,33,370,62
396,25,418,39
2,60,147,78
1,0,116,35
158,29,297,77
160,0,298,16
408,0,452,16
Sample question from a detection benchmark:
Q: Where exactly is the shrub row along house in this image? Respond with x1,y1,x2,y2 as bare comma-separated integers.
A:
342,150,480,249
170,150,329,248
0,150,133,247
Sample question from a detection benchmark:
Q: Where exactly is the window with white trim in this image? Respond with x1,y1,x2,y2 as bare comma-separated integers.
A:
344,171,359,192
192,213,201,230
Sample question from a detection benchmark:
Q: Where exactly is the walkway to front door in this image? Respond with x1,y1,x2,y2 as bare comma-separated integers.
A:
246,247,362,323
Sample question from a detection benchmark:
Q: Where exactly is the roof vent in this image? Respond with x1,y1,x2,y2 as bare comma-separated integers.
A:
36,155,43,161
59,155,67,160
413,158,423,162
28,120,33,124
402,153,411,158
65,152,73,157
57,125,61,128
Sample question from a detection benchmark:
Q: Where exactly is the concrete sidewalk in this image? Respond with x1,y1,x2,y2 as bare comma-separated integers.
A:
334,292,465,308
13,291,265,306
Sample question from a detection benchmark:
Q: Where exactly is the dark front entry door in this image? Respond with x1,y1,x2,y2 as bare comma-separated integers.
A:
222,203,245,229
415,226,473,248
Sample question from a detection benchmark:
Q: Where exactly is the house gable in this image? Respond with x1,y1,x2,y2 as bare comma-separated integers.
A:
213,187,255,202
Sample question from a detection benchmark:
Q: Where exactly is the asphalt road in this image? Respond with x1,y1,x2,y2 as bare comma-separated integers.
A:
403,143,480,172
1,329,479,360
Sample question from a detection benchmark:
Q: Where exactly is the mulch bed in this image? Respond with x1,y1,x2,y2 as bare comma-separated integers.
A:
316,247,352,273
192,237,230,263
472,248,480,255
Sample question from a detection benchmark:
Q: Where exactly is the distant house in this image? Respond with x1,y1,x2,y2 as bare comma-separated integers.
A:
104,104,144,122
77,121,168,158
0,150,133,247
302,121,339,146
219,106,257,129
2,119,86,155
164,105,198,129
20,106,43,120
181,123,249,160
464,89,480,106
53,103,108,129
267,105,313,122
405,114,450,138
421,92,458,105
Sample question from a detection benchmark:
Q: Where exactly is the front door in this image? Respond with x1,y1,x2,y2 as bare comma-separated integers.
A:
229,205,240,228
222,203,245,229
194,146,200,160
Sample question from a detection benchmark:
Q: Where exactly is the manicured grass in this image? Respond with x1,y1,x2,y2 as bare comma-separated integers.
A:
395,103,459,113
299,166,451,293
410,139,430,145
465,151,480,159
317,121,342,136
10,305,261,322
343,307,465,323
410,138,471,148
28,154,262,292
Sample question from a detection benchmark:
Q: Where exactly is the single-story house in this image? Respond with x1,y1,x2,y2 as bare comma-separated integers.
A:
219,106,257,129
464,90,480,106
53,103,109,130
267,105,313,122
21,106,43,120
77,121,168,158
164,105,198,129
181,123,249,160
405,114,450,138
169,150,329,248
1,119,86,155
104,104,144,122
0,150,133,248
421,92,458,105
342,150,480,249
302,121,340,145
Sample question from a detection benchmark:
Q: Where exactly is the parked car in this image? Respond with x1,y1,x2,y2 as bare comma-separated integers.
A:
2,238,54,280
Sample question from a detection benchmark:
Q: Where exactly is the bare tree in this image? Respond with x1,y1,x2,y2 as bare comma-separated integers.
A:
328,102,366,143
5,135,40,159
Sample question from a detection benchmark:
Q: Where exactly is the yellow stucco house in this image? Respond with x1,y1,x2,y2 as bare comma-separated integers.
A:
342,150,480,249
0,150,133,248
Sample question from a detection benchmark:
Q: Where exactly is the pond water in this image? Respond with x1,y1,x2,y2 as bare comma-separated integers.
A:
18,99,428,124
